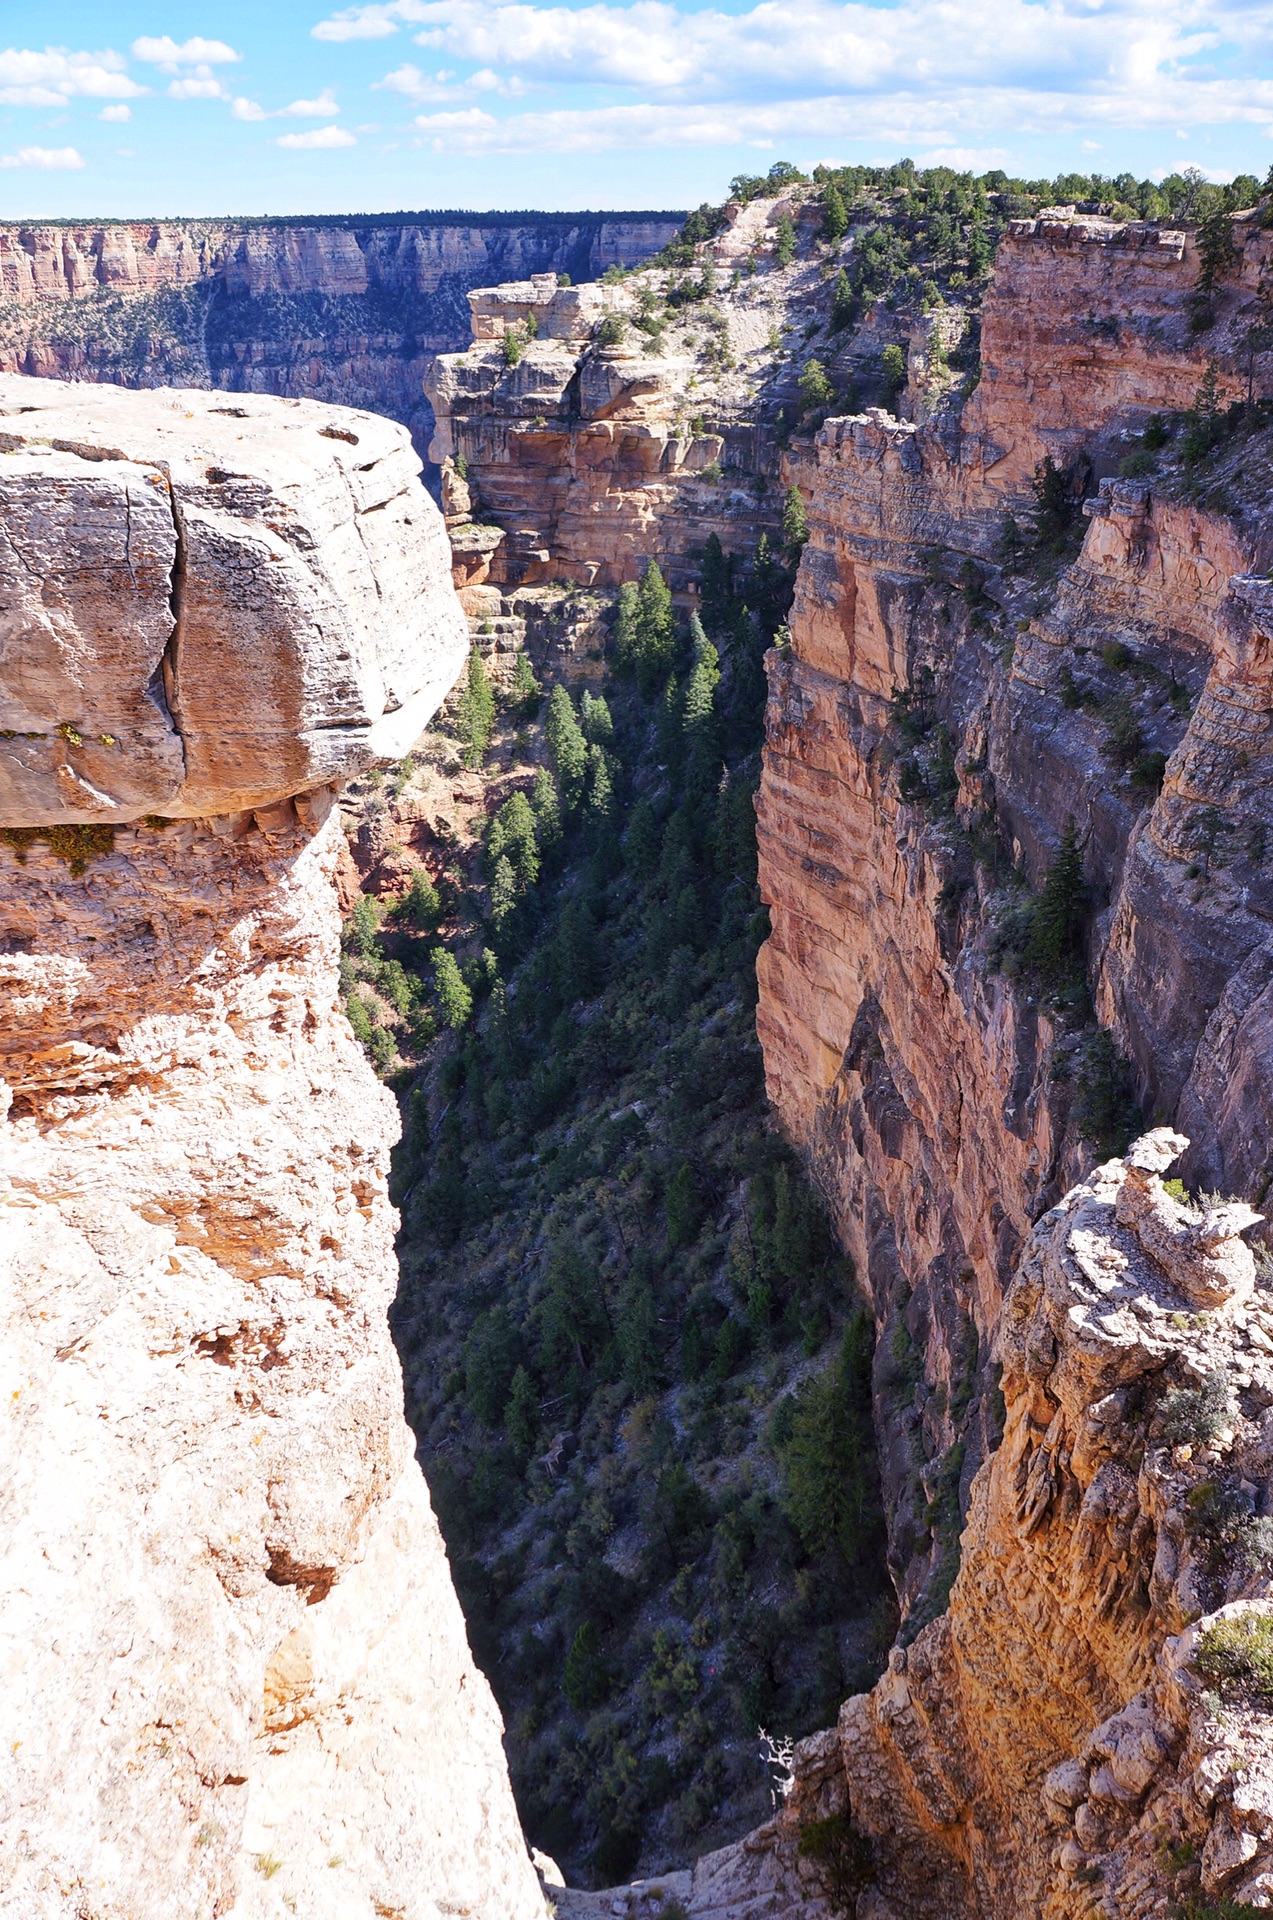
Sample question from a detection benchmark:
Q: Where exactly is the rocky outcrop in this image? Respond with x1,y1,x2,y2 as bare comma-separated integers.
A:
773,1129,1273,1919
0,379,543,1919
0,216,682,453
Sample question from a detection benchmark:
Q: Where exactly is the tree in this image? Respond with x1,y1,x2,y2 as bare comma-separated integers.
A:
585,742,613,818
780,1313,877,1564
563,1622,611,1710
456,647,496,768
431,946,473,1028
580,690,614,745
464,1306,520,1423
613,580,642,673
1031,455,1078,550
546,684,588,806
798,357,835,415
489,853,518,928
488,790,539,890
636,560,676,697
1192,204,1235,329
504,1364,539,1459
699,532,733,630
1023,818,1088,982
774,213,797,267
346,892,382,958
392,867,441,932
880,343,907,411
530,766,561,847
503,326,524,366
782,484,809,552
822,181,848,244
831,267,854,330
510,651,540,713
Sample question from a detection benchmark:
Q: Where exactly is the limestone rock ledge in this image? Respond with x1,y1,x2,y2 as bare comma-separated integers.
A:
0,374,468,825
0,382,542,1920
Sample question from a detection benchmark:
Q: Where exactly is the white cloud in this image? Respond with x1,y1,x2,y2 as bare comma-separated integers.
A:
280,89,341,115
276,123,357,147
313,2,431,39
99,102,131,122
0,47,145,108
131,36,241,70
231,96,268,120
168,73,228,100
335,0,1273,155
0,144,86,170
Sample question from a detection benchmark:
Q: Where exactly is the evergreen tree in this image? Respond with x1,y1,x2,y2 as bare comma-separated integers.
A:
699,533,732,630
463,1306,520,1423
431,946,473,1028
585,742,614,818
782,484,809,552
798,357,835,415
510,651,541,713
624,796,660,879
392,867,441,932
1023,818,1088,982
613,580,642,674
658,673,683,768
563,1621,611,1710
781,1313,877,1564
504,1364,539,1459
831,266,854,330
488,790,539,890
822,181,848,244
546,684,588,807
1031,455,1077,550
456,647,496,768
489,853,518,928
346,892,382,957
524,774,557,856
880,342,907,411
580,690,614,745
636,560,676,697
774,212,797,267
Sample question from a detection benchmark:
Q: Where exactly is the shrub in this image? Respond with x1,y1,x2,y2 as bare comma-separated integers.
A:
796,1812,874,1912
503,327,524,366
798,357,835,415
1161,1367,1234,1447
880,343,906,410
1196,1610,1273,1702
597,313,627,347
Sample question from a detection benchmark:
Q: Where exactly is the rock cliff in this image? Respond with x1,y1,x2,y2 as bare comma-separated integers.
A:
756,206,1273,1624
0,216,682,454
0,377,543,1920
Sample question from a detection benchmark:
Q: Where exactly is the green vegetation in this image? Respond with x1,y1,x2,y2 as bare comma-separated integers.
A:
796,1811,874,1912
457,647,497,768
0,823,116,877
1161,1368,1236,1447
1196,1610,1273,1702
377,541,890,1883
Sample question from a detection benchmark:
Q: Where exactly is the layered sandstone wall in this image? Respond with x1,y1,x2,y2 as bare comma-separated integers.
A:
754,208,1273,1623
0,215,681,450
0,378,542,1920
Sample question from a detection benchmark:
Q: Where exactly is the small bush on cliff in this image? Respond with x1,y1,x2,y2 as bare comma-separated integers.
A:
796,1811,874,1912
1031,456,1082,553
1161,1368,1235,1447
1196,1610,1273,1702
880,343,906,412
798,357,835,416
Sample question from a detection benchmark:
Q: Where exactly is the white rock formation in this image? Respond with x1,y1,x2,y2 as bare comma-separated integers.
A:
0,374,467,824
0,379,543,1920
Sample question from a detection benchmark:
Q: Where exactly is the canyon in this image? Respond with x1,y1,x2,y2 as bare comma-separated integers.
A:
0,213,681,456
7,165,1273,1920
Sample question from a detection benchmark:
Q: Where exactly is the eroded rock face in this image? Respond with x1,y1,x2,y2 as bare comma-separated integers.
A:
0,376,468,824
0,383,542,1920
782,1132,1273,1920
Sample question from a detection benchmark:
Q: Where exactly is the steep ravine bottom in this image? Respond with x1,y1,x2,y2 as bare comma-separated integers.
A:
348,569,896,1886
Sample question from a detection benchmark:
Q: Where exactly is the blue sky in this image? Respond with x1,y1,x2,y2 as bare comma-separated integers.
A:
3,0,1273,216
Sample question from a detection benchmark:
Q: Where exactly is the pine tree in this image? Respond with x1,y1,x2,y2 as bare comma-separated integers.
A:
580,690,614,745
782,484,809,552
546,684,588,806
563,1621,610,1711
585,742,613,818
504,1364,539,1459
431,946,473,1028
624,796,659,879
1024,819,1088,982
699,533,732,630
488,790,539,890
530,766,561,847
613,580,641,673
489,853,518,928
392,867,441,932
774,212,796,267
880,343,907,411
822,181,848,244
456,647,496,768
798,357,835,415
636,560,676,697
346,892,382,957
510,651,540,713
831,266,854,330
